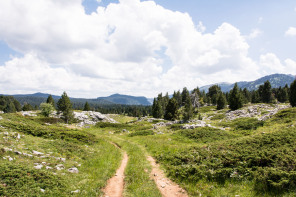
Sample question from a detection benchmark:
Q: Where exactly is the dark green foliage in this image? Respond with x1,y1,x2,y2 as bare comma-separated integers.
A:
95,122,132,129
229,83,243,110
179,127,239,143
128,130,154,137
207,85,221,105
183,93,193,121
46,94,55,107
22,103,33,111
216,93,227,110
4,101,16,113
173,90,182,107
0,95,21,113
57,92,74,123
181,87,190,106
164,98,178,120
83,101,91,111
242,88,251,104
262,80,272,103
152,97,163,118
0,162,67,196
290,80,296,107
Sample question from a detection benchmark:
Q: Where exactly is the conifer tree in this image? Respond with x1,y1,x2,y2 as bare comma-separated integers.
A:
4,102,16,113
164,98,178,120
289,79,296,107
217,93,227,110
83,101,90,111
229,83,243,110
57,91,74,123
183,93,193,121
262,80,272,103
181,87,190,106
46,95,55,107
207,85,221,105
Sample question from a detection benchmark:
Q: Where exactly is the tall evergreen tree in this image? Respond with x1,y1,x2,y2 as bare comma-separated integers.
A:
46,95,55,107
207,85,221,105
152,98,163,118
229,83,243,110
183,93,193,121
22,103,33,111
164,98,178,120
83,101,91,111
217,93,227,110
289,79,296,107
262,80,272,103
57,91,74,123
181,87,190,106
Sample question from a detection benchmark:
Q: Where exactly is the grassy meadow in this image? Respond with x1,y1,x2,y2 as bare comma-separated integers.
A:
1,104,296,196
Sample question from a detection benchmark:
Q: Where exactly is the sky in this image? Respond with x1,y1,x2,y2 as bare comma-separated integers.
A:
0,0,295,98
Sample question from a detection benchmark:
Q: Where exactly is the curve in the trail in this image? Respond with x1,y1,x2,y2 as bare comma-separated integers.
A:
103,148,128,197
147,156,188,197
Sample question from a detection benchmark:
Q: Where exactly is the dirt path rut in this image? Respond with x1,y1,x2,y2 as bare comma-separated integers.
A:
103,151,128,197
147,156,188,197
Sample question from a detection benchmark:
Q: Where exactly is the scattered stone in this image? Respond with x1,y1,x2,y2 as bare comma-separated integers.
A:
46,166,53,170
0,116,2,120
14,151,22,155
21,111,37,117
0,111,4,114
34,165,43,169
74,111,117,127
68,167,79,173
3,156,14,161
32,150,44,156
40,189,45,193
23,153,33,157
71,190,80,194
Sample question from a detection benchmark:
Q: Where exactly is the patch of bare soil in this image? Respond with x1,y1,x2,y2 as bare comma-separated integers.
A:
147,156,188,197
103,150,128,197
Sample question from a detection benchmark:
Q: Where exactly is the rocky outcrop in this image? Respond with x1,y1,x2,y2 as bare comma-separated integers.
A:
74,111,117,127
225,104,290,121
21,111,37,117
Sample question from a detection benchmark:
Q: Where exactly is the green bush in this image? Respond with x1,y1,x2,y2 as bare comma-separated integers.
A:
179,127,239,143
0,162,67,196
268,108,296,124
128,130,154,137
232,118,264,130
156,128,296,192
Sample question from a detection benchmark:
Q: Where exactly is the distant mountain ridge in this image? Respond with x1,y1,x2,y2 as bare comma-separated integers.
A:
200,74,295,92
4,92,151,107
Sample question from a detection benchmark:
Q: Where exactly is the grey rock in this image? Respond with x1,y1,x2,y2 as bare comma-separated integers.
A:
68,167,79,173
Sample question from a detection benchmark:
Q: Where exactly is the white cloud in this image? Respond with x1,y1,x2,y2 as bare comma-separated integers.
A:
197,21,206,33
247,29,263,39
285,27,296,36
258,17,263,24
0,0,294,97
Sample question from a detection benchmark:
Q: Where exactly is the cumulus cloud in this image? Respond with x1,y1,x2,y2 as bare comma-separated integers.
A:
285,27,296,36
0,0,294,97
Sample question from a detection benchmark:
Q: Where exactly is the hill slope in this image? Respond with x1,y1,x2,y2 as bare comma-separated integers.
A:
200,73,295,92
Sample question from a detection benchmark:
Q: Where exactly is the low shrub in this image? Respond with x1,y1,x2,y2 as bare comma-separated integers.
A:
128,130,154,137
0,162,67,196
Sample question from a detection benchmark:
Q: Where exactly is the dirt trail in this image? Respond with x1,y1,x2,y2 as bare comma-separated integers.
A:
103,147,128,197
147,156,188,197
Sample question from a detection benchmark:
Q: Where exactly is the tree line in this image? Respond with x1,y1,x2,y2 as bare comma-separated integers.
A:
152,79,296,121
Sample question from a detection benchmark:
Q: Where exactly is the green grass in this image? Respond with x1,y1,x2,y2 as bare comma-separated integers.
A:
0,113,122,196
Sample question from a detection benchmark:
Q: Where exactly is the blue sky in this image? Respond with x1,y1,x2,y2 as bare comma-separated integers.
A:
0,0,295,97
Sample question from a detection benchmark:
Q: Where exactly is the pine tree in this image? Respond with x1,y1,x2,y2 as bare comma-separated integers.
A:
217,93,227,110
181,87,190,106
289,79,296,107
229,83,243,110
164,98,178,120
262,80,272,103
13,100,22,111
207,85,221,105
4,101,16,113
22,103,33,111
183,93,193,121
152,98,163,118
83,101,90,111
46,95,55,107
57,91,74,123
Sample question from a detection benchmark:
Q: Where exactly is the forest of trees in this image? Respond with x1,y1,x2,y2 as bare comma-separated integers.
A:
152,79,296,121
